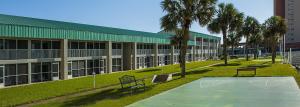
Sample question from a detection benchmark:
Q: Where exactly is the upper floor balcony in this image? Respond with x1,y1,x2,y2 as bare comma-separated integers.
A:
0,49,60,60
137,49,152,55
68,49,105,57
158,49,170,54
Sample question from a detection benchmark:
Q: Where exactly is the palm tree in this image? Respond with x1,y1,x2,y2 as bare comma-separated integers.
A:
242,16,260,61
263,16,287,64
207,3,244,65
227,32,242,56
249,29,263,59
160,0,217,78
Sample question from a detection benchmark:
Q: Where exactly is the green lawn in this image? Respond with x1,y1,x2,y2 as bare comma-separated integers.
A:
0,60,221,107
34,59,299,107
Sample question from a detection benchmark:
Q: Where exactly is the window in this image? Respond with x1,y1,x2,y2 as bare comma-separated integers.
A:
87,43,93,49
17,64,28,84
4,64,17,86
71,60,86,77
79,42,85,49
70,42,78,49
5,39,16,49
31,40,41,49
94,43,100,49
100,43,105,49
17,40,28,49
0,39,4,49
112,43,121,49
112,58,122,72
31,63,41,83
52,41,60,49
42,41,51,49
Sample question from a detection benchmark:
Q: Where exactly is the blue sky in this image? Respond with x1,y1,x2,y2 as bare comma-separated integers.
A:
0,0,273,40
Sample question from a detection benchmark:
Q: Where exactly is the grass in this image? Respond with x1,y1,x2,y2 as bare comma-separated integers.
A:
34,59,299,107
0,60,221,107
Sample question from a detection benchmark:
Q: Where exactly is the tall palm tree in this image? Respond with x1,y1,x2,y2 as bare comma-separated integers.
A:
160,0,217,78
242,16,260,61
207,3,244,65
249,29,263,59
227,32,242,55
263,16,287,64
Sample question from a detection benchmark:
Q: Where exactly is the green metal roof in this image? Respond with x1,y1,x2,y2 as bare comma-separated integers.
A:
0,14,219,45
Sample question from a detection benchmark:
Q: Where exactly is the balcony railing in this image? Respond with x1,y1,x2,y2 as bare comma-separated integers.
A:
0,49,60,60
158,49,170,54
112,49,122,56
68,49,105,57
31,49,60,59
137,49,152,55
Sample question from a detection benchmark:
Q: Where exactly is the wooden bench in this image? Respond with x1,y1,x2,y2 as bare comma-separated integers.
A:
119,75,145,94
237,67,257,76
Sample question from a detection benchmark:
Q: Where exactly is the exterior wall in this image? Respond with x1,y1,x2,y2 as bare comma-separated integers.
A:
275,0,300,49
0,37,220,88
0,14,220,88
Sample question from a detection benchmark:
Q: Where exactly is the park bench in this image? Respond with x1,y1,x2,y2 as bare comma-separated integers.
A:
236,67,257,76
119,75,145,94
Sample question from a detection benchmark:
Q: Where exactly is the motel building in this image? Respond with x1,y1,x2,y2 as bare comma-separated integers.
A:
0,14,220,88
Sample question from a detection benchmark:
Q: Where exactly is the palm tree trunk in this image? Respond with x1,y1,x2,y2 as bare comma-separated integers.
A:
246,36,249,61
222,29,228,65
272,46,276,64
232,45,234,56
255,45,259,59
179,21,191,78
180,40,187,78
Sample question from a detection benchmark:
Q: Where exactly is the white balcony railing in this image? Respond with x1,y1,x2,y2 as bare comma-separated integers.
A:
137,49,152,55
68,49,105,57
31,49,60,59
0,49,60,60
158,49,170,54
112,49,122,56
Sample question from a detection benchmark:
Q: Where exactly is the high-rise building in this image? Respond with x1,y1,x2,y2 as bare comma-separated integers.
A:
274,0,300,50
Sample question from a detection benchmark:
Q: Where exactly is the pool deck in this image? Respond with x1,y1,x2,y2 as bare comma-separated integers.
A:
127,77,300,107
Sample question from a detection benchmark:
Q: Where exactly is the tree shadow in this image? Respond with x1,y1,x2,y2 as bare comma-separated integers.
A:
136,68,161,73
61,85,155,107
186,69,212,75
247,64,270,68
212,63,241,67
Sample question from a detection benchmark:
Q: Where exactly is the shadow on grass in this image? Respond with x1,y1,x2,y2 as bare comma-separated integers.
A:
136,68,161,73
186,69,212,75
212,63,241,67
234,74,256,77
61,85,155,107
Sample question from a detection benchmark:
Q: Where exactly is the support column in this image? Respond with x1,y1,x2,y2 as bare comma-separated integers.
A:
170,45,175,64
132,43,137,70
214,40,217,58
201,38,204,60
106,41,112,73
208,39,211,58
153,44,158,67
60,39,68,80
192,46,196,61
28,40,32,83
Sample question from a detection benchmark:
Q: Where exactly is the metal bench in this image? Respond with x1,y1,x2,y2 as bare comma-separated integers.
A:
119,75,145,94
237,67,257,76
